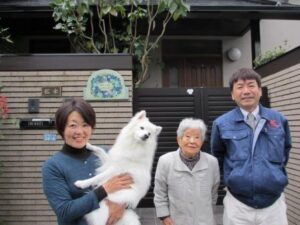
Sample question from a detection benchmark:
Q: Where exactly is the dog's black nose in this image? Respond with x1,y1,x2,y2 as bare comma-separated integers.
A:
142,133,150,140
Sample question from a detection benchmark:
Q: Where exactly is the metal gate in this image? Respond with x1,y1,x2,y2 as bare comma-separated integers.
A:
133,87,269,207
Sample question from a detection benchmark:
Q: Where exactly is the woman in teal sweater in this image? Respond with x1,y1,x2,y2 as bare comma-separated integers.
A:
42,98,132,225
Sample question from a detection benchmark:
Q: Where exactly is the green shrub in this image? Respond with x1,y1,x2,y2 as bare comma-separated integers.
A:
253,43,287,68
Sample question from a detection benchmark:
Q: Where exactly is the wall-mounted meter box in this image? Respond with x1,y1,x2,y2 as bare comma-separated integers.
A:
19,118,55,129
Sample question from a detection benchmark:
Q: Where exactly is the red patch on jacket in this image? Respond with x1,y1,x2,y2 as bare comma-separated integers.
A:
268,119,279,128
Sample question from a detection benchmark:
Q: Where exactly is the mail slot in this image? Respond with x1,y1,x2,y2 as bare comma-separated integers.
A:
19,118,55,129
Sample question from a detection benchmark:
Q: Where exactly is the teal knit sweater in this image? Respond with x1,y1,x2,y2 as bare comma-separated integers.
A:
42,144,107,225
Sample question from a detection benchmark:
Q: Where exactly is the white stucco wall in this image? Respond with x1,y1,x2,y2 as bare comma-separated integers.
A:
290,0,300,4
260,19,300,54
222,30,253,87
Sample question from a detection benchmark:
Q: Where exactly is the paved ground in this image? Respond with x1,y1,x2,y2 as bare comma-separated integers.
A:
136,206,224,225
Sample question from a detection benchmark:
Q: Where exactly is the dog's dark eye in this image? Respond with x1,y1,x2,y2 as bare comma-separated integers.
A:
140,126,144,130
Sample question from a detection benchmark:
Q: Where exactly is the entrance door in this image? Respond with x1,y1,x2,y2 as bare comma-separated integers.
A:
162,39,223,87
163,57,222,87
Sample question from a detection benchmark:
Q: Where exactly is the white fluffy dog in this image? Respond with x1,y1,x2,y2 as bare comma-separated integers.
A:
75,110,162,225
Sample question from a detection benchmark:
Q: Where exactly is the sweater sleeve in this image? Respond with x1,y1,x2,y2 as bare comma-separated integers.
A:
42,159,101,224
94,186,107,201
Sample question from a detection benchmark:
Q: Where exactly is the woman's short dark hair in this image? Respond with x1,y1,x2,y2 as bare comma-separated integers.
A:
229,68,262,91
55,98,96,138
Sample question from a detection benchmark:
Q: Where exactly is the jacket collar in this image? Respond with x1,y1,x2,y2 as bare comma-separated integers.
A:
233,104,272,122
259,105,273,121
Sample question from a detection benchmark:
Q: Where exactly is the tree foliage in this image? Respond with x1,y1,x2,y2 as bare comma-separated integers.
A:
51,0,189,86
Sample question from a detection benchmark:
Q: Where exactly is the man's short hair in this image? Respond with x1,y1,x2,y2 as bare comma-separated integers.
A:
229,68,262,91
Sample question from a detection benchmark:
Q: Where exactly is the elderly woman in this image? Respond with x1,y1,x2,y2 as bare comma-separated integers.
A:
154,118,220,225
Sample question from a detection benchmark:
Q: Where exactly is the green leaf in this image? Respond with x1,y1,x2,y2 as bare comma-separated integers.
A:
54,23,62,30
109,9,118,17
169,2,178,14
123,47,129,53
172,11,181,21
102,6,112,15
112,47,119,53
157,2,167,13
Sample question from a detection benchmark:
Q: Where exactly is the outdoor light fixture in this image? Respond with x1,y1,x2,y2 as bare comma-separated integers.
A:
227,48,242,61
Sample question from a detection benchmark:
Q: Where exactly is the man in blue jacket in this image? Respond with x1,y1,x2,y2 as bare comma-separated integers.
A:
211,68,291,225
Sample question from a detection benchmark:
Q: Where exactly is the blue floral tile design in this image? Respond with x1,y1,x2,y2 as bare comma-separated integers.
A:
84,69,129,101
91,74,122,98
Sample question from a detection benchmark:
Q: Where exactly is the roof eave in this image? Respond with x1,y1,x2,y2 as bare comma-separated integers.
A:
1,4,300,20
189,5,300,19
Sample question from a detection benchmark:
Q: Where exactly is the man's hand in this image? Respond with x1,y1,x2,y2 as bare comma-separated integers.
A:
105,200,126,225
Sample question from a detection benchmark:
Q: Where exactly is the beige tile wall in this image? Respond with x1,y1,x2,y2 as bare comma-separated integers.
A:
262,63,300,225
0,69,133,225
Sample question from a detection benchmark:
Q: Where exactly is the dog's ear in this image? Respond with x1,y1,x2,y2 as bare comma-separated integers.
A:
134,110,146,120
127,110,147,130
155,126,162,135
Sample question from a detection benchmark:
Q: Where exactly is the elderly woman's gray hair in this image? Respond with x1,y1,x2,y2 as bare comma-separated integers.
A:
176,118,207,140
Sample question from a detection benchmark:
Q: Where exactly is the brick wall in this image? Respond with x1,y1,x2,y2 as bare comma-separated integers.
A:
262,63,300,225
0,69,133,225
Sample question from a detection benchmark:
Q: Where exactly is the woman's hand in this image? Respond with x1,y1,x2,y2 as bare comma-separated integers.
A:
163,216,175,225
102,173,133,194
105,200,126,225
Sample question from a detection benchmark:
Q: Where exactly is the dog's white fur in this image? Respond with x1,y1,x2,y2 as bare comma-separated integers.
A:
74,110,162,225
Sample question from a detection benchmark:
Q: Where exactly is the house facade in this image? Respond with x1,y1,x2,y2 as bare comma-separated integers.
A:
1,0,300,224
1,0,300,88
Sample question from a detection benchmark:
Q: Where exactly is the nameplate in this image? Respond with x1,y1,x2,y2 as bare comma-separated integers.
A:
42,86,62,97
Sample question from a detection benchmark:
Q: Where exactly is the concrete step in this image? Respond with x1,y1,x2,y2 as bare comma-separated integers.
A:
136,206,224,225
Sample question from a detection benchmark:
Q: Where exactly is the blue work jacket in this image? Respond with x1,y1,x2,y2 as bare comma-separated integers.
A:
211,105,292,209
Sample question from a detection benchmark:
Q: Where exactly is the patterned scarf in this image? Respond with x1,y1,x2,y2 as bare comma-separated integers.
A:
179,149,201,171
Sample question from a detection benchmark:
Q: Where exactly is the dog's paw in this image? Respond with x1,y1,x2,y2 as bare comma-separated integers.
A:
74,180,86,189
128,200,139,209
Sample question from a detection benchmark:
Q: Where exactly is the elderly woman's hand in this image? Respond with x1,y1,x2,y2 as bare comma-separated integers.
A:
162,216,175,225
